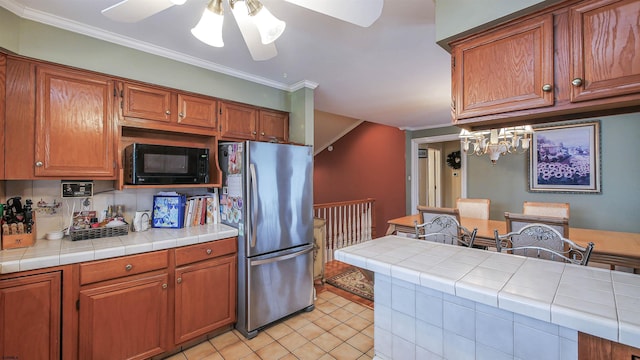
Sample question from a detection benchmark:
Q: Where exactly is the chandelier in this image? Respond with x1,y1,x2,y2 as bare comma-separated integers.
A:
191,0,286,48
459,126,534,164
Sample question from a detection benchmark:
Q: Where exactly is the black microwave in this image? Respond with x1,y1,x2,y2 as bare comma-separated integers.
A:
124,143,209,185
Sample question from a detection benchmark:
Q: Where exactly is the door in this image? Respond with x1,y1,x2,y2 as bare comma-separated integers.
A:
247,142,313,257
79,273,169,360
121,82,172,123
0,272,61,360
35,65,115,178
427,147,442,207
219,102,257,140
177,93,217,129
246,245,314,333
258,109,289,143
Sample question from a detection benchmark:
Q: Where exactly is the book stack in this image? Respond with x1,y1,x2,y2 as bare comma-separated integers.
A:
183,189,220,228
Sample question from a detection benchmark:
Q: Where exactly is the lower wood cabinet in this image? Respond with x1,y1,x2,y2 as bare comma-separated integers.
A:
79,272,169,360
579,332,640,360
0,271,61,360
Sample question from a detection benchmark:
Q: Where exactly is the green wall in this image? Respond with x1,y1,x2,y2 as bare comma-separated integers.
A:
0,7,313,145
407,113,640,233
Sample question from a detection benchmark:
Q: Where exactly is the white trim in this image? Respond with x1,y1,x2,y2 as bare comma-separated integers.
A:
0,0,318,93
410,134,464,213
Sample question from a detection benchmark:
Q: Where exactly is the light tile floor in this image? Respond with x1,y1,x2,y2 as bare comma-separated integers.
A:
165,262,374,360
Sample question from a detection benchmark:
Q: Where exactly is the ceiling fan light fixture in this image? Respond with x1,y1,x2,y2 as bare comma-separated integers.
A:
245,0,286,44
169,0,187,5
191,0,225,47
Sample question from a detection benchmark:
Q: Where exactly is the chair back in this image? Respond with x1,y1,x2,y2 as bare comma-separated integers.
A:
414,214,477,247
494,224,594,265
523,201,570,218
505,212,569,237
417,206,461,223
456,198,490,220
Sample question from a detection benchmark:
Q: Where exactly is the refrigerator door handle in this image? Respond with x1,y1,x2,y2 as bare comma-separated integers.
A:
249,163,258,248
250,246,313,266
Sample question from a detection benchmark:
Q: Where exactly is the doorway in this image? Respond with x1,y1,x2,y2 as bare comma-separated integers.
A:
410,134,466,214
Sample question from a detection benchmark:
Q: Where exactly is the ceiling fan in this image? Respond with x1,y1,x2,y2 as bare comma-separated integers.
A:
101,0,384,61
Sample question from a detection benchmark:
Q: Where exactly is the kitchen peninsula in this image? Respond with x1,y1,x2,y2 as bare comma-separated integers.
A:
335,236,640,360
0,223,239,359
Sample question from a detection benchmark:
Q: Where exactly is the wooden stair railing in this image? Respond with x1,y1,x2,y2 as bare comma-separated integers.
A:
313,198,376,262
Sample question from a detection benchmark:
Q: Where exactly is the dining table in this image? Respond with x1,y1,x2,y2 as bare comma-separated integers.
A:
386,214,640,273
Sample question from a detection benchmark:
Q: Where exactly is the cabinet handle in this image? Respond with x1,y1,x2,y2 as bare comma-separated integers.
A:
162,283,167,289
35,161,43,167
541,84,552,92
206,249,212,255
165,110,171,115
571,78,583,87
125,264,133,271
177,277,182,284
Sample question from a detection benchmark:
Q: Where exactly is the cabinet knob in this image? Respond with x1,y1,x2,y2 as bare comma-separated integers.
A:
261,132,265,136
179,112,184,117
165,110,171,115
177,277,182,284
541,84,552,92
206,249,212,255
35,161,43,167
252,131,257,135
571,78,583,87
162,283,168,289
125,264,133,271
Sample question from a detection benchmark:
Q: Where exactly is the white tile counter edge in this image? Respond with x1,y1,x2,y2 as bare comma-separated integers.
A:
0,223,239,273
335,236,640,350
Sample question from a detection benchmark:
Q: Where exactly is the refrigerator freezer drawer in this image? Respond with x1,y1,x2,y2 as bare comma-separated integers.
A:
246,245,314,333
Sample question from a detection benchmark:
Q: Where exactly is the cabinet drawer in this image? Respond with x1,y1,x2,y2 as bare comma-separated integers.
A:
80,250,169,285
175,237,237,267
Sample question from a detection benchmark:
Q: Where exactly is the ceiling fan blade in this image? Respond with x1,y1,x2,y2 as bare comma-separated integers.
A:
102,0,178,23
285,0,383,27
231,2,278,61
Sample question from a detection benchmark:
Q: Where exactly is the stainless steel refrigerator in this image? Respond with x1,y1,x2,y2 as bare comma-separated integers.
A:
219,141,314,339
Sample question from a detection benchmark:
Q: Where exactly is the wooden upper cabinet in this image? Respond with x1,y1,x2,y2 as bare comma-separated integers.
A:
451,13,555,121
219,101,258,140
569,0,640,102
119,82,218,134
35,65,115,178
121,82,172,123
0,272,61,360
258,109,289,143
177,93,218,128
0,54,5,179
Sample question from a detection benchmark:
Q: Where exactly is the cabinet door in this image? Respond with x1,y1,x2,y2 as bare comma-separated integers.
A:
0,272,61,360
452,14,554,121
35,66,115,178
121,82,172,123
258,110,289,143
174,254,237,344
0,54,5,179
177,93,218,129
569,0,640,102
79,273,169,360
219,101,257,140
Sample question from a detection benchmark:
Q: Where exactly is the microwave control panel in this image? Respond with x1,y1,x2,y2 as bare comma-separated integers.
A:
61,181,94,198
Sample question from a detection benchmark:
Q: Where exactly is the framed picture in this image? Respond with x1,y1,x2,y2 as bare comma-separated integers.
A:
529,121,601,193
152,194,186,228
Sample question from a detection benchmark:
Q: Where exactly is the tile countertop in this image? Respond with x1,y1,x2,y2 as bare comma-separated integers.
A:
0,223,239,274
334,235,640,349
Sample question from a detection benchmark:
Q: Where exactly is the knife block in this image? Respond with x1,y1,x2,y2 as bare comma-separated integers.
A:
1,215,36,250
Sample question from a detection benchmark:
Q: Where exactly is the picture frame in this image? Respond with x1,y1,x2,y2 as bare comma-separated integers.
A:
152,194,186,228
418,149,427,158
529,121,601,193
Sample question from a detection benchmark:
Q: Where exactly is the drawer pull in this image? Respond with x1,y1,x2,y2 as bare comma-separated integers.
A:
571,78,583,87
162,283,167,289
177,277,182,284
165,110,171,115
206,249,212,255
541,84,552,92
125,264,133,271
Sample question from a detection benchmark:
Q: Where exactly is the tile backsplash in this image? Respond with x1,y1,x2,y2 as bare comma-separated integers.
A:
2,180,208,239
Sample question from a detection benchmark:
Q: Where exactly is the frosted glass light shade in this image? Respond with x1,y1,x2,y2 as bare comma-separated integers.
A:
252,6,286,44
191,6,225,47
170,0,187,5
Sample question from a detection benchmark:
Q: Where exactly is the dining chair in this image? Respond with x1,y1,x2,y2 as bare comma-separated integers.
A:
523,201,570,219
415,207,477,247
505,212,569,237
456,198,491,220
494,223,594,266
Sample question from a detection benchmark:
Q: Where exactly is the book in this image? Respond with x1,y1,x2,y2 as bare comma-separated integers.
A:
152,194,186,228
